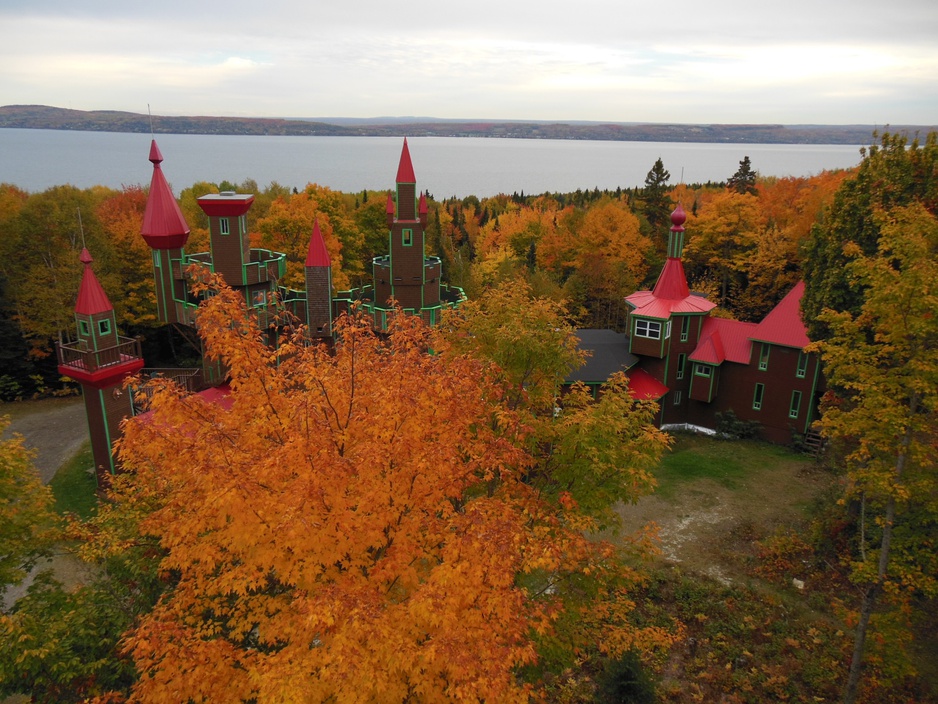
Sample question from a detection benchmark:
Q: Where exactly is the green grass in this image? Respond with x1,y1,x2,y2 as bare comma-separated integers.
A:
48,441,98,520
654,433,804,499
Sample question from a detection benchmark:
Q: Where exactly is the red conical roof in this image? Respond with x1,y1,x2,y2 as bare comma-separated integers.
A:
418,191,428,215
396,138,416,183
75,248,113,315
141,139,190,250
386,191,395,214
305,219,331,267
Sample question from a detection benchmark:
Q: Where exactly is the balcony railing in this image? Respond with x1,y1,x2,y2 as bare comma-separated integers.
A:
57,336,142,374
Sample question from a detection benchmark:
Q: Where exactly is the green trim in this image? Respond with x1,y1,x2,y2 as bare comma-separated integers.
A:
403,228,413,246
98,388,116,474
219,217,230,235
796,350,808,378
676,353,686,380
753,382,765,411
97,319,111,336
78,319,90,337
789,390,802,419
694,363,712,378
758,343,770,371
680,316,690,342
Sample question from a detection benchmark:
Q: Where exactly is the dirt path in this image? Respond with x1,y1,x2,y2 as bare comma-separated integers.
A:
616,453,833,584
1,396,88,483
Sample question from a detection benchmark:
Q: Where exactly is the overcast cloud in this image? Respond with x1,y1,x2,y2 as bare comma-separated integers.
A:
2,0,936,124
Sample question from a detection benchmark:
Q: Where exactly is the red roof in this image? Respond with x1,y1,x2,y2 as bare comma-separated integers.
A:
625,289,716,319
690,317,758,365
140,140,190,250
651,257,690,300
750,281,810,349
419,191,428,215
75,249,113,315
305,219,331,267
628,367,669,400
396,138,416,183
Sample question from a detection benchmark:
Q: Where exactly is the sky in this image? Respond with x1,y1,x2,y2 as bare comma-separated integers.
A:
2,0,937,125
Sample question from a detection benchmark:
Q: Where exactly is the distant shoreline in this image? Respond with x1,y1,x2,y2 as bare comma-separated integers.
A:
3,105,932,146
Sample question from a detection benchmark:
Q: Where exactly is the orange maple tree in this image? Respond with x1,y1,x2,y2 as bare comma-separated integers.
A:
99,276,671,703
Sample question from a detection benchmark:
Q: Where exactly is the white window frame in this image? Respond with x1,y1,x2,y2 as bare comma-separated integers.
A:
634,318,662,340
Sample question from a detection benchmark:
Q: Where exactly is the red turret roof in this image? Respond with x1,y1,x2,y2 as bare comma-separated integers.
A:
396,138,416,183
625,204,715,319
75,248,113,315
750,281,810,349
386,191,395,214
305,219,331,267
419,191,428,215
141,139,190,250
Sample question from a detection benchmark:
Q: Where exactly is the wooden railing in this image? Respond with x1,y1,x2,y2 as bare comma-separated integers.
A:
57,336,142,373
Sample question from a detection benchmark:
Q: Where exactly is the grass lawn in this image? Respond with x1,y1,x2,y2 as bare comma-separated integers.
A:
654,432,807,500
48,441,97,520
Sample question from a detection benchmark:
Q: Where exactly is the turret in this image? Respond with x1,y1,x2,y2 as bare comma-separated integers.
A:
141,139,191,324
304,219,333,339
56,249,143,486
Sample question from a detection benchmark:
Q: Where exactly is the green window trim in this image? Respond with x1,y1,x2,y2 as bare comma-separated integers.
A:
664,320,672,339
676,353,686,380
403,228,413,247
753,383,765,411
634,318,662,339
680,316,690,342
220,217,230,236
796,351,808,378
789,390,802,419
758,343,770,371
694,363,712,378
97,319,111,336
78,320,90,336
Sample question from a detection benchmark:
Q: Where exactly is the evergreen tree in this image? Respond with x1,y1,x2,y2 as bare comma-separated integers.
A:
727,156,757,195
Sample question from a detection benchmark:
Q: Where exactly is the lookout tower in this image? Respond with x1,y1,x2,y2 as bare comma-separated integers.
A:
56,249,143,485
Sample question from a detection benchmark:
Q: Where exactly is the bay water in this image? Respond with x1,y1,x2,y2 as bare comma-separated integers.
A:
0,128,865,198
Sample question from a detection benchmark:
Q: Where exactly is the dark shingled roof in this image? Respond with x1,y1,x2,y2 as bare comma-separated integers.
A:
567,329,639,384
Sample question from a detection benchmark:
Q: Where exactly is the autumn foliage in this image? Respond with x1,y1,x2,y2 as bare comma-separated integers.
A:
96,277,670,702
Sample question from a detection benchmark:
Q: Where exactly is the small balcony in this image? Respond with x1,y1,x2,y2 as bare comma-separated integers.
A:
57,336,144,388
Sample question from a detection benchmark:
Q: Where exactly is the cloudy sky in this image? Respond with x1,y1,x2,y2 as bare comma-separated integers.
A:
2,0,936,125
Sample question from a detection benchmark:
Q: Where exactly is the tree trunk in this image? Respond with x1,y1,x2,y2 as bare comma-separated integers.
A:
843,397,914,704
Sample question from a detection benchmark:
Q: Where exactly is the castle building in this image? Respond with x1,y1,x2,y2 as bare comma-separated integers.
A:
57,138,464,485
569,204,823,445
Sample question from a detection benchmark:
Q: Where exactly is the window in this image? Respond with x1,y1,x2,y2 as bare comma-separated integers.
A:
789,390,802,419
796,351,808,378
673,390,682,405
676,353,686,380
153,251,161,268
634,319,662,339
97,319,111,336
252,290,267,307
680,316,690,342
694,363,712,378
79,320,90,336
402,228,413,246
665,320,672,339
753,383,765,411
759,343,770,371
219,217,230,236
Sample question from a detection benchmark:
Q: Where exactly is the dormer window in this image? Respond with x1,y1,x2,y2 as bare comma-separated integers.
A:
634,318,662,340
694,363,712,378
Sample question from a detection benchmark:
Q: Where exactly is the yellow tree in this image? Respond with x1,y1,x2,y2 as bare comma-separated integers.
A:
813,204,938,704
106,277,650,703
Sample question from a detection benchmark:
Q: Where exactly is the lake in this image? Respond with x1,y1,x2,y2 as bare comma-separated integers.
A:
0,128,866,198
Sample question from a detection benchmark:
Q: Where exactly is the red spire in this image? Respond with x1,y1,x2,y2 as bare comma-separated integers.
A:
75,248,113,315
418,191,428,215
305,219,331,267
396,138,416,183
141,139,190,250
386,191,395,214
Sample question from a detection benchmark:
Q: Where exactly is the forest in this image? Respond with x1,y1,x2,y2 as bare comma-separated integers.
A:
1,131,936,703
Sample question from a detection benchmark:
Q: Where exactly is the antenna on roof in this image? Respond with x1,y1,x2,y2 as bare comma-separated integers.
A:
680,167,685,185
77,208,86,249
148,104,154,136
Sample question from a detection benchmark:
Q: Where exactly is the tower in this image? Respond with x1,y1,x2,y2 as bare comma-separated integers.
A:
56,249,143,486
304,219,333,339
140,139,191,325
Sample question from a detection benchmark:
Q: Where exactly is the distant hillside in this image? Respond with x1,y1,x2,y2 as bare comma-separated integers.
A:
2,105,931,145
